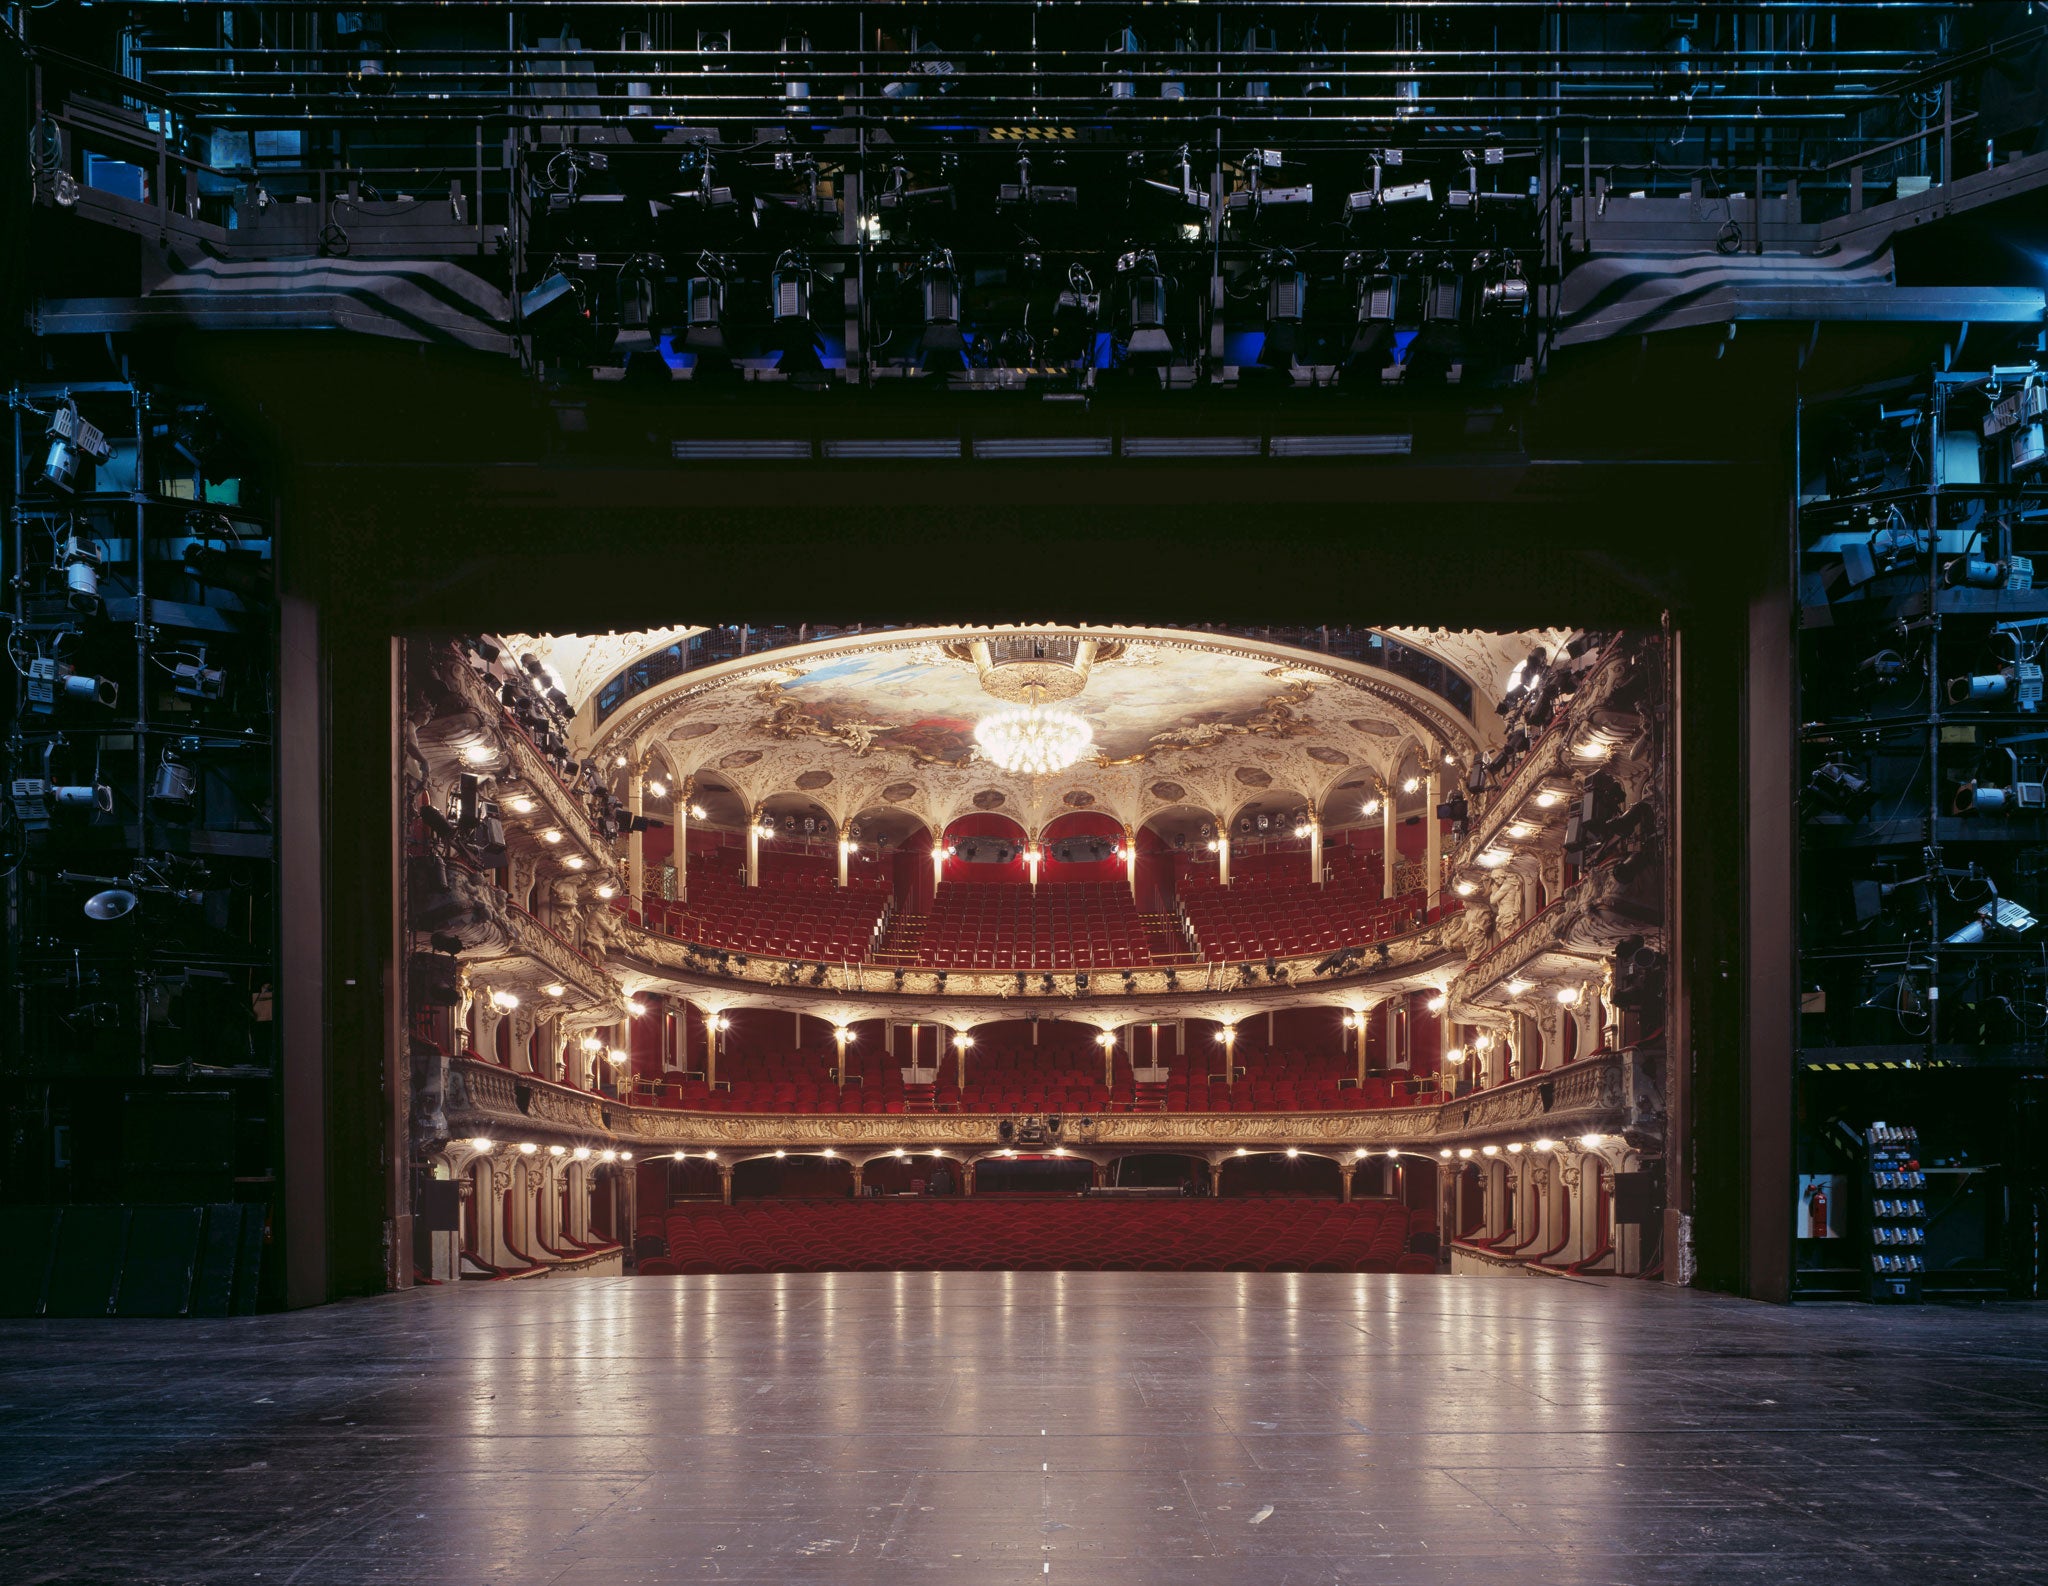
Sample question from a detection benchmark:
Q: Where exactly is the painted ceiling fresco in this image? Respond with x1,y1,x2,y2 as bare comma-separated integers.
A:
770,644,1314,766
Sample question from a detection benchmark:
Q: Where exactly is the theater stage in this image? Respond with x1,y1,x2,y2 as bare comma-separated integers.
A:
1,1274,2042,1585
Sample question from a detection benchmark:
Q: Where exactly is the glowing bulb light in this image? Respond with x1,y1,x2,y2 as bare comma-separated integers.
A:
974,702,1094,775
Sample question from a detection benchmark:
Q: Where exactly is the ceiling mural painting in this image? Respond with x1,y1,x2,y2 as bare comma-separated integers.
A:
583,626,1555,832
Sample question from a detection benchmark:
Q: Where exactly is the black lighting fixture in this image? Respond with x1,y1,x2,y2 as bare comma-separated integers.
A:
917,248,966,367
1041,973,1056,994
1118,248,1174,368
40,401,110,494
683,250,735,373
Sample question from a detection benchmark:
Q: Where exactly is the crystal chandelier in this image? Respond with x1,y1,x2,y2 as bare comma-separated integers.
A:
975,691,1094,775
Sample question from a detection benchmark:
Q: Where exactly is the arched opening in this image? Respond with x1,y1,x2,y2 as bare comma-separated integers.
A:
753,793,839,886
1216,1151,1342,1198
1039,810,1130,887
1104,1151,1209,1191
731,1153,856,1199
862,1151,962,1196
972,1155,1093,1194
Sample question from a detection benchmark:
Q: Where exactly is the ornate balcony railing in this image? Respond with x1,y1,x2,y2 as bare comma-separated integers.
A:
439,1043,1654,1156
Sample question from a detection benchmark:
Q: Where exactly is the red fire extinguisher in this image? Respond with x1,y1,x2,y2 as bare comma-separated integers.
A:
1809,1181,1829,1238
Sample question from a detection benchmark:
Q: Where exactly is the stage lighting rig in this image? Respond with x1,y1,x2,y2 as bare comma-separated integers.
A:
880,31,960,100
877,156,956,220
1048,264,1101,367
916,249,966,366
1257,248,1307,373
58,531,102,615
1475,252,1531,324
39,401,110,494
682,251,735,367
1446,147,1528,225
1943,551,2033,591
1839,505,1926,587
998,151,1078,213
1345,151,1434,234
1403,256,1467,382
1135,147,1211,218
766,250,825,374
26,656,117,714
1117,249,1176,368
1344,252,1398,376
678,144,738,217
1952,746,2048,814
1805,760,1877,818
1224,150,1314,236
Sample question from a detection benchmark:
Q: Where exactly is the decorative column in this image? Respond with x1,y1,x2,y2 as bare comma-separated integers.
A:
1124,824,1139,901
960,1159,976,1197
837,822,852,888
931,830,947,891
1339,1160,1355,1203
953,1031,972,1090
706,1012,728,1086
1382,789,1397,898
627,761,645,901
1217,1025,1237,1088
850,1160,865,1197
833,1024,850,1090
718,1162,734,1205
1425,766,1443,909
676,781,691,901
1097,1031,1116,1087
1307,812,1323,886
1344,1007,1368,1085
746,807,763,887
1217,828,1232,888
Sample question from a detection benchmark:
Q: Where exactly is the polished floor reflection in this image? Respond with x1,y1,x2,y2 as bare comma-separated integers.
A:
1,1274,2044,1584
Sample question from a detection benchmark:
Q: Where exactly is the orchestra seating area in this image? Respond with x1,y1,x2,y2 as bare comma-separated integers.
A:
643,1197,1440,1274
637,872,892,961
884,881,1159,970
1179,851,1432,961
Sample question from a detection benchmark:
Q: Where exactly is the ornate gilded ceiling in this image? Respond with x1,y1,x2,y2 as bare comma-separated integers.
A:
570,626,1558,835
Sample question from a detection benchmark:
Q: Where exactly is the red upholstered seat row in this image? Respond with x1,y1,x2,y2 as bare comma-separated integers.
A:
1180,874,1434,962
893,881,1157,970
637,873,892,961
657,1198,1438,1274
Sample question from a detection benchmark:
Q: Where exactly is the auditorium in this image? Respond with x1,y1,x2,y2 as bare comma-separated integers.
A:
2,4,2046,1582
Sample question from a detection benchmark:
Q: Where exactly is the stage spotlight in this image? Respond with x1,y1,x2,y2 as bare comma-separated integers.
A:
683,250,734,361
767,249,824,374
1118,249,1174,367
917,248,965,365
61,533,102,613
26,658,117,713
1948,666,2043,709
41,401,110,494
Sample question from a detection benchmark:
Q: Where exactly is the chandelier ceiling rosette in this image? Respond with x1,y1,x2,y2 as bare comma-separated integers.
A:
974,694,1095,775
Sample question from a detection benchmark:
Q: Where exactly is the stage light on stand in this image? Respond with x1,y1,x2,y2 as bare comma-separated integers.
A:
41,402,111,494
26,658,117,714
1118,249,1175,368
683,250,734,364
